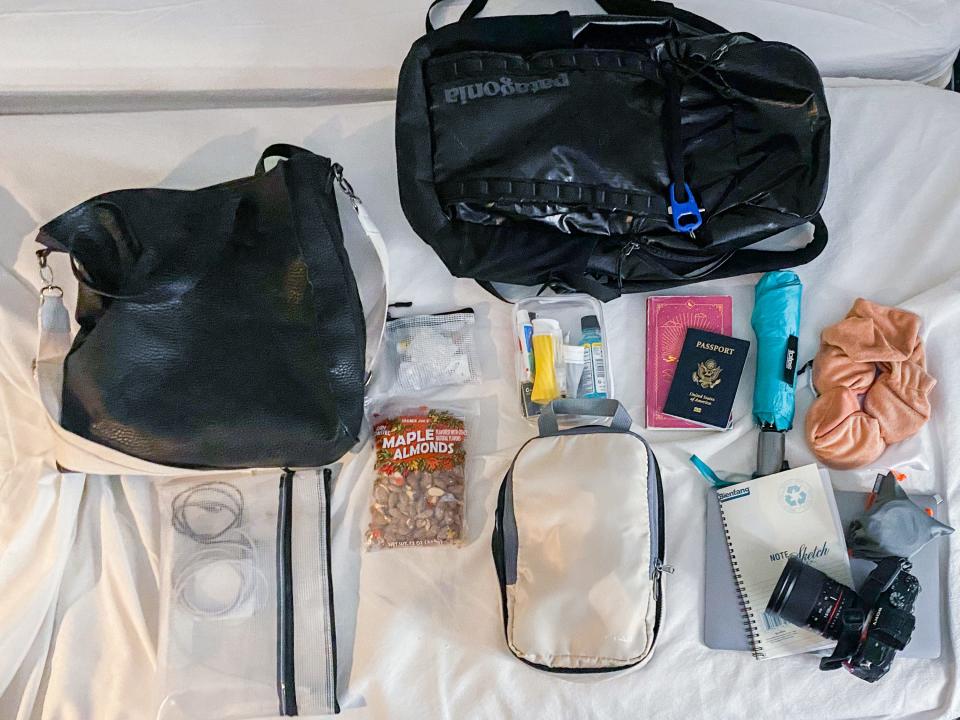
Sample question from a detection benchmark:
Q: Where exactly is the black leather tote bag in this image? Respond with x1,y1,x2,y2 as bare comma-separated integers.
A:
397,0,830,301
35,145,372,470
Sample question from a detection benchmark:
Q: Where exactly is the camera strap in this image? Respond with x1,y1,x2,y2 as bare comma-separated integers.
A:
859,557,911,604
818,556,911,672
819,608,866,672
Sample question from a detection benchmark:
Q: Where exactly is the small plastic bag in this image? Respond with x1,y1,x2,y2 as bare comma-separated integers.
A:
364,401,469,550
385,309,480,392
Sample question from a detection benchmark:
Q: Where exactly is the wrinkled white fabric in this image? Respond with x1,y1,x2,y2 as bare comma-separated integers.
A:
0,0,955,113
0,80,958,720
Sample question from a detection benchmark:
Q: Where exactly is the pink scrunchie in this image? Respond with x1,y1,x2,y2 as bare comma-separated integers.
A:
806,298,936,469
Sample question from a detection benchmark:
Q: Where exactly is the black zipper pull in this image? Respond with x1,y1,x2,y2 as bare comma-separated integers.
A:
617,240,640,290
387,303,475,321
387,301,413,321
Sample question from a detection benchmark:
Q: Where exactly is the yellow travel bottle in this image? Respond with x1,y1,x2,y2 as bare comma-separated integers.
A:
530,320,562,405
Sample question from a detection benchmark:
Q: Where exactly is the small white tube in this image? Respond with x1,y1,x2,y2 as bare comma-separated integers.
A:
562,344,586,398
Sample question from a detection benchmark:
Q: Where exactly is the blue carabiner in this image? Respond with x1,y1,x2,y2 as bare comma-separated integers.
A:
668,182,703,233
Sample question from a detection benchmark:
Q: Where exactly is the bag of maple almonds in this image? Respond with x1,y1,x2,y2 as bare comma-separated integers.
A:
363,400,474,550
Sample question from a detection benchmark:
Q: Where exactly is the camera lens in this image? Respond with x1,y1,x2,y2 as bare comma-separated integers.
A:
766,557,865,640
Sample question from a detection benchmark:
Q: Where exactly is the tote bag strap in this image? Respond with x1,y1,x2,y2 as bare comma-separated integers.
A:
331,162,391,385
257,144,391,385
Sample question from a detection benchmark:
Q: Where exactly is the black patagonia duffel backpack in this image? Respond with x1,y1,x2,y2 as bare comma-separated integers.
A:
396,0,830,301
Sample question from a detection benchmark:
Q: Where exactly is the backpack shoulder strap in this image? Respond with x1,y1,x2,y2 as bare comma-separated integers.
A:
704,213,828,283
426,0,487,32
619,214,828,294
426,0,728,34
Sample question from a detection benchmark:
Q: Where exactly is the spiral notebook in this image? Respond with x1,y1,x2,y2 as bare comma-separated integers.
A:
715,465,853,660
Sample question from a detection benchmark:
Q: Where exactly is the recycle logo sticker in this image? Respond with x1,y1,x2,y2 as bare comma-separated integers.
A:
780,480,811,514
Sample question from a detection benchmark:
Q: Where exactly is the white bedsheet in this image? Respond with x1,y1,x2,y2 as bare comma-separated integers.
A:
0,0,956,114
0,79,959,720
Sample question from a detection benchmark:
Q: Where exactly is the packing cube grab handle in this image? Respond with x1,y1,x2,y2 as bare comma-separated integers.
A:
494,398,665,673
538,398,632,436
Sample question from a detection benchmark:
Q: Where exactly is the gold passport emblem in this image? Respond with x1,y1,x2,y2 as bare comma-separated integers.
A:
693,358,722,389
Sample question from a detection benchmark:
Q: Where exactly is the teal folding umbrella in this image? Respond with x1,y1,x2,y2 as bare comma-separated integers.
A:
751,270,802,476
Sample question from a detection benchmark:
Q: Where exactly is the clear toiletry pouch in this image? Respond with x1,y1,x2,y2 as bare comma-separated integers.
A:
513,293,615,419
493,400,666,672
156,470,339,719
385,308,481,393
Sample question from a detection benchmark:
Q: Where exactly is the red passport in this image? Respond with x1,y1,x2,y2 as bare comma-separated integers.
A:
645,295,733,429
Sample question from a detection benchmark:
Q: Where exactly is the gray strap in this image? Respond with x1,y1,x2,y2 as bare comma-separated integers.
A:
538,399,633,436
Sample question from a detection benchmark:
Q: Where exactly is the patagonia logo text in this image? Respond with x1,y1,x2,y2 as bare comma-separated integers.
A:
444,73,570,105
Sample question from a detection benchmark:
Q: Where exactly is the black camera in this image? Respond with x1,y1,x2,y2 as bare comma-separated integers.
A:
766,556,920,682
